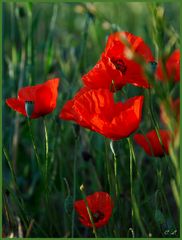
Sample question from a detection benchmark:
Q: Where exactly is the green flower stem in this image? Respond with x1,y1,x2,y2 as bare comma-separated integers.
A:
71,136,79,238
3,146,28,228
43,117,49,202
80,184,98,238
3,146,18,191
104,139,112,196
127,138,134,229
127,137,147,237
64,178,71,196
27,118,42,174
110,140,119,197
148,89,177,220
156,159,175,224
27,2,33,85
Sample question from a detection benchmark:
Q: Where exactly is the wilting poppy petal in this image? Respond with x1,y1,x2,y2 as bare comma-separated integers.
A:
156,49,180,82
60,88,144,140
6,78,60,119
133,130,171,157
74,192,113,228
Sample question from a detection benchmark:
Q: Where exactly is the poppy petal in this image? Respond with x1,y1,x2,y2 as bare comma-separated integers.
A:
82,55,125,91
134,130,171,157
6,78,60,119
60,88,144,140
105,31,154,62
6,98,26,116
74,192,113,228
156,49,180,82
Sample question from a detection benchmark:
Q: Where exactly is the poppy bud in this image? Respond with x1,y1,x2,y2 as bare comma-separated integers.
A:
64,195,73,215
148,61,157,74
80,184,84,192
25,101,34,118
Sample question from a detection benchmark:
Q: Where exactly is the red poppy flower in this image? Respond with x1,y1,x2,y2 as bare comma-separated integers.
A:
133,130,171,157
82,32,154,91
156,49,180,82
6,78,60,119
105,32,154,62
60,88,144,140
74,192,113,228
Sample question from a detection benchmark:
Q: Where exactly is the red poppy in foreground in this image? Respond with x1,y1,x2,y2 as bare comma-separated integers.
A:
74,192,113,228
156,49,180,82
82,31,154,91
60,88,144,140
6,78,60,119
133,130,171,157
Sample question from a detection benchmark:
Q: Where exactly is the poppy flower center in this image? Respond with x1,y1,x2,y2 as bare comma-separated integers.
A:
92,210,105,223
111,58,127,74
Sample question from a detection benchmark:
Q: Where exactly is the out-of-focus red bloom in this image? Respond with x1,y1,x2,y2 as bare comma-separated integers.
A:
160,98,180,127
133,130,171,157
156,49,180,82
6,78,60,119
60,88,144,140
105,32,154,62
82,32,154,91
74,192,113,228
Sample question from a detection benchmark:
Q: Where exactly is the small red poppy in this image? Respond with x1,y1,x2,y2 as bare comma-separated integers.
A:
74,192,113,228
6,78,60,119
82,32,154,91
60,88,144,140
156,49,180,82
133,130,171,157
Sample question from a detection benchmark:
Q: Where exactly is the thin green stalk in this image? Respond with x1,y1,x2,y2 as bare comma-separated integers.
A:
110,140,119,197
27,118,42,173
44,4,58,75
127,138,134,229
71,136,79,238
43,117,49,201
27,2,33,85
148,90,177,225
3,146,18,191
127,138,147,236
148,89,171,161
104,139,112,196
156,159,175,225
80,185,98,238
3,147,28,224
71,12,92,90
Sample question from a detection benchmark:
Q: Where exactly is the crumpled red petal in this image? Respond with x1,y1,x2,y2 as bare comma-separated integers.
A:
60,88,144,140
